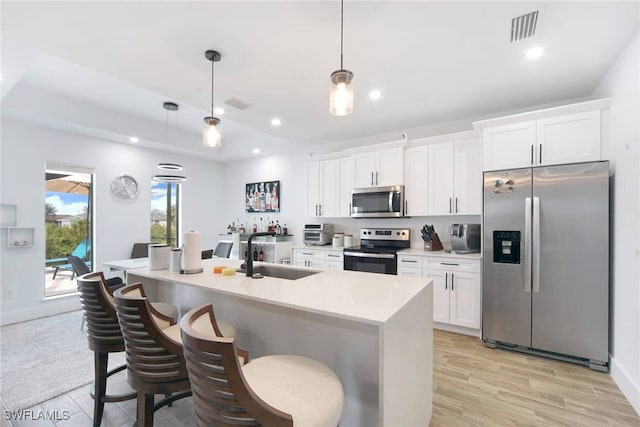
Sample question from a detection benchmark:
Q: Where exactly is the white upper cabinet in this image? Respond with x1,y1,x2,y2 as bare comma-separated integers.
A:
353,147,403,187
305,161,320,217
427,137,482,215
482,121,537,170
336,157,354,217
404,146,429,216
536,111,601,166
476,99,609,171
305,157,354,218
454,137,482,215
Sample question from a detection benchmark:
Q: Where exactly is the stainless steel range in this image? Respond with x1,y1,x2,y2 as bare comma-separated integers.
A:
343,228,410,275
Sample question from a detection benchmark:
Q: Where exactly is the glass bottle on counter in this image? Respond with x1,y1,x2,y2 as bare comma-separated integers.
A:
275,221,282,235
283,223,288,235
258,247,264,261
253,247,258,261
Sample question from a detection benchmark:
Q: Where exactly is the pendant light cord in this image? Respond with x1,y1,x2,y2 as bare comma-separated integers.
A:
211,59,216,117
340,0,344,70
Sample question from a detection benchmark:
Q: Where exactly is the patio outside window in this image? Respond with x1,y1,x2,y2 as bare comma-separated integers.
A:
151,181,181,246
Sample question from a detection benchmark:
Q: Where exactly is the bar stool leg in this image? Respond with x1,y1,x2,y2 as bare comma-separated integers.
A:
136,393,154,427
93,352,108,427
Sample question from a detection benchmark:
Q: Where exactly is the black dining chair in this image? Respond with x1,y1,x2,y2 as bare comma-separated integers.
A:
130,243,153,259
201,249,214,259
213,241,233,258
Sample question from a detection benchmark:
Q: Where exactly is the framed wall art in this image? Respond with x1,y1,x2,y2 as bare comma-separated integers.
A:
245,180,280,213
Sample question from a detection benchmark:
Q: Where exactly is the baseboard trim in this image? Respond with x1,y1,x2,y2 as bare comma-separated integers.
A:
1,298,81,326
434,322,481,337
610,354,640,416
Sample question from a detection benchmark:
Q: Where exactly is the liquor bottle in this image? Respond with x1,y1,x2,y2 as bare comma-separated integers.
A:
266,183,272,210
258,247,264,261
254,185,260,211
259,183,266,212
271,184,279,211
253,247,258,261
275,220,282,235
283,223,288,235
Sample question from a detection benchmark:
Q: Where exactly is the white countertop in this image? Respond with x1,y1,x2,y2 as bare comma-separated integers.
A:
397,248,482,260
127,258,429,325
292,245,346,251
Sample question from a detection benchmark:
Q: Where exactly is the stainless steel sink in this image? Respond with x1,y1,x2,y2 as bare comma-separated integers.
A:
237,265,320,280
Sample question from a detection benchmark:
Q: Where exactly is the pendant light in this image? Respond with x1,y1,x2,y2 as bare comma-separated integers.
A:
329,0,354,116
203,49,222,147
153,101,186,182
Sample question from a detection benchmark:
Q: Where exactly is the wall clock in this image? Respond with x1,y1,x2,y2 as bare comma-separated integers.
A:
111,174,139,199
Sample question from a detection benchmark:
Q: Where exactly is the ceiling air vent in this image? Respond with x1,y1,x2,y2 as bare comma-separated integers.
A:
225,97,252,110
511,10,539,43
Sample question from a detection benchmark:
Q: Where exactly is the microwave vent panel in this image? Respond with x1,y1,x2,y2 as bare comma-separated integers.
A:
511,10,539,43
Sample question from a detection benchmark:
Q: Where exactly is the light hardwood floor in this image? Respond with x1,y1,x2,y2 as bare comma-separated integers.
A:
431,330,639,426
4,329,638,426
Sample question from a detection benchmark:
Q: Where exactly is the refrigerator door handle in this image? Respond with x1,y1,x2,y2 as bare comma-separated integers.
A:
533,196,540,293
524,197,532,293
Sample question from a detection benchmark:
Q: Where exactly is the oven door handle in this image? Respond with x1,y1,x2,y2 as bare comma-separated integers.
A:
344,251,396,259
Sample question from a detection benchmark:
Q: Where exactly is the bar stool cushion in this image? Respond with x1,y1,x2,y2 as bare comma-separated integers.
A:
241,355,344,427
151,302,178,321
163,319,237,343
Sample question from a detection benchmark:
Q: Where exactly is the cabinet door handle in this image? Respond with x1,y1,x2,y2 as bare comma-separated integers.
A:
449,198,452,214
405,200,408,215
327,254,340,258
445,272,448,290
539,144,543,163
302,252,313,256
401,259,418,263
455,197,458,213
530,145,534,165
376,172,379,185
440,262,459,266
451,273,455,291
319,204,322,216
349,202,352,214
371,172,374,186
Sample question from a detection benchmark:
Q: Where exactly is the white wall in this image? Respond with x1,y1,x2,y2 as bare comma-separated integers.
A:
0,117,226,324
592,30,640,414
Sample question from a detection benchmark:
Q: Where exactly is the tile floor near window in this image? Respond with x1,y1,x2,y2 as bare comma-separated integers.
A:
3,330,638,427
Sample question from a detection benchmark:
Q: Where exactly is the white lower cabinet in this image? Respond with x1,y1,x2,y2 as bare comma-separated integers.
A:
293,248,344,270
397,254,481,332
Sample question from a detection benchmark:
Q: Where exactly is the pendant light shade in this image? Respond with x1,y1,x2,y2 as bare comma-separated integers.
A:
203,50,222,148
330,0,354,116
154,101,186,182
203,116,222,148
330,69,354,116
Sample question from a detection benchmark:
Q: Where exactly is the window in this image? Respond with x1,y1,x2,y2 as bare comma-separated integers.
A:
151,181,181,246
44,163,94,297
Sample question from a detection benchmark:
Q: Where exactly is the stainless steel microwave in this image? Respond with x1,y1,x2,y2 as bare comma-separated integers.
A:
351,185,405,218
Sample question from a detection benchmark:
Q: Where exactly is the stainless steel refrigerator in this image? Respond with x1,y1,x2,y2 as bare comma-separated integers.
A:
482,161,609,371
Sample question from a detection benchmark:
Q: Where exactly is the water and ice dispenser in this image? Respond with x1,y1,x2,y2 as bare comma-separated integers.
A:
493,231,521,264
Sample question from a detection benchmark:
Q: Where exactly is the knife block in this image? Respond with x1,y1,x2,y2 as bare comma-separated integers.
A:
424,233,443,251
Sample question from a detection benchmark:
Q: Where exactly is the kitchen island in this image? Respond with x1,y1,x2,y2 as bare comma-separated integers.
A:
127,258,432,426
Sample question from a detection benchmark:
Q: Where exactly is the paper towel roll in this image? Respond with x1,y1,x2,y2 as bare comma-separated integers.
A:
149,244,170,270
181,231,203,274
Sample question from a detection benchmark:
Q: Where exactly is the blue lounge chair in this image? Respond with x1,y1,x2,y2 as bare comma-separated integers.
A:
47,238,91,279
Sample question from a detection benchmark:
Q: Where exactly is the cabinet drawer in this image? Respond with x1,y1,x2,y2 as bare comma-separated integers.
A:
423,257,480,273
397,255,423,268
324,251,343,262
293,249,325,260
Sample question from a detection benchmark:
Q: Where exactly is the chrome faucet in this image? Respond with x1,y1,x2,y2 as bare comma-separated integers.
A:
243,231,276,277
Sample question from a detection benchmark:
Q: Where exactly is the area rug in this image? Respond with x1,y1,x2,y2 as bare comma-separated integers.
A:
0,310,125,411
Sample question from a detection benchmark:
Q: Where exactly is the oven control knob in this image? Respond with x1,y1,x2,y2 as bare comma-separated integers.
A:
396,232,400,235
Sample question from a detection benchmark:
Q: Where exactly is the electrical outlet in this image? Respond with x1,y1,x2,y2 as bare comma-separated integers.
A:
3,289,14,299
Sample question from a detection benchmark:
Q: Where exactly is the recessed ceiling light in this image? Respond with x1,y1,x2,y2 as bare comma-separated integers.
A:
213,107,225,115
271,118,281,126
526,46,544,60
129,136,139,143
252,148,260,154
369,90,382,100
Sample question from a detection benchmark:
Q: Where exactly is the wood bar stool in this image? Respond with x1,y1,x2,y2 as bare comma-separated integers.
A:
180,304,344,427
113,283,192,427
77,272,137,427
